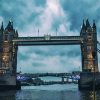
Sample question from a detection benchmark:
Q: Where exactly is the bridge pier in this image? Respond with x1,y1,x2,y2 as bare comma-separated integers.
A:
78,72,100,90
0,80,21,90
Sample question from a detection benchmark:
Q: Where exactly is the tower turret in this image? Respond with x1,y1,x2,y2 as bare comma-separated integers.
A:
81,20,86,32
80,20,86,36
6,20,13,31
0,22,4,31
85,19,91,29
82,20,86,30
92,20,96,31
14,30,18,38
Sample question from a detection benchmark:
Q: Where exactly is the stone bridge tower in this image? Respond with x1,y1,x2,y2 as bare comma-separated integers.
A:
0,21,18,75
80,19,98,72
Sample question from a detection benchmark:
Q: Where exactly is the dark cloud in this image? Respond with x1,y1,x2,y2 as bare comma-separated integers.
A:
60,0,100,31
0,0,46,30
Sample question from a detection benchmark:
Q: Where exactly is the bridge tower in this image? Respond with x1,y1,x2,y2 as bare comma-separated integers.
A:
0,21,20,90
80,19,98,72
0,21,18,74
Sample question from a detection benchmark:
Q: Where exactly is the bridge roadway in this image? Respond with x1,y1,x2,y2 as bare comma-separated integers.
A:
13,36,83,45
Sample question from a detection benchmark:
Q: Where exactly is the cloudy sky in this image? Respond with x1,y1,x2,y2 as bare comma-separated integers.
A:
0,0,100,73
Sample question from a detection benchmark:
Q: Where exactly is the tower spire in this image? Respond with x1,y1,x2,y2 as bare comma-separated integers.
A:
86,19,90,28
6,20,13,31
82,19,85,29
93,20,96,29
15,30,18,37
1,21,4,31
81,20,86,33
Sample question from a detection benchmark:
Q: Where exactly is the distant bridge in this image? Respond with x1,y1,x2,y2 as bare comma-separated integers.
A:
20,73,73,78
17,73,79,86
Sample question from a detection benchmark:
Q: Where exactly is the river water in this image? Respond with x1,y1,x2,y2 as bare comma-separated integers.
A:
0,84,100,100
0,76,100,100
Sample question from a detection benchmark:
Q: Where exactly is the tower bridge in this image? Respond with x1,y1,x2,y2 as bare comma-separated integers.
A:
0,19,99,90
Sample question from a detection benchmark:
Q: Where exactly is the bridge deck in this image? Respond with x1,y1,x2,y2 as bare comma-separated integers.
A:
13,36,83,46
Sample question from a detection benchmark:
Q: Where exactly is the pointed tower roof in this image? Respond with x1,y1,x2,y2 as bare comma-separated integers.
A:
15,30,18,37
16,30,18,33
82,19,86,30
6,20,13,31
86,19,91,28
1,22,4,31
93,20,96,29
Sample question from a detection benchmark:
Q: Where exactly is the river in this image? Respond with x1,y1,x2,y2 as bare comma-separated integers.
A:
0,76,100,100
0,84,100,100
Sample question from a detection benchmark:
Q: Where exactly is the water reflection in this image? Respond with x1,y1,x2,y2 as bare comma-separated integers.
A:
0,85,100,100
0,90,16,100
80,91,100,100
